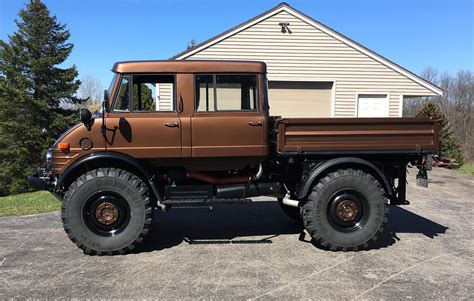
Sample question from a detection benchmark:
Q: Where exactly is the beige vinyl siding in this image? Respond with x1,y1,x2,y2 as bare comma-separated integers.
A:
157,83,173,111
183,10,437,117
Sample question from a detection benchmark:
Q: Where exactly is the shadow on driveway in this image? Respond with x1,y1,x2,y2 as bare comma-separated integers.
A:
137,201,448,253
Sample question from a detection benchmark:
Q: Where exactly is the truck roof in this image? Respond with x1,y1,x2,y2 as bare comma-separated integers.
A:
112,60,267,74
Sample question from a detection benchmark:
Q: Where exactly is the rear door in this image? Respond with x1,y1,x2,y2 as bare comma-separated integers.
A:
106,74,182,158
191,74,266,157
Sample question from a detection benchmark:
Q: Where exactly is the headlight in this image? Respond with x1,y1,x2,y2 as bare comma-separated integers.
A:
46,149,52,169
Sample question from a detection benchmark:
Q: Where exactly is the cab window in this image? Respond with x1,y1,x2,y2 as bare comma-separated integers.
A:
195,74,257,112
132,74,175,112
113,76,130,111
113,74,175,112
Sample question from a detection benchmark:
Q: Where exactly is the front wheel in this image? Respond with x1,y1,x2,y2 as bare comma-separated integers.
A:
301,168,388,251
61,168,153,255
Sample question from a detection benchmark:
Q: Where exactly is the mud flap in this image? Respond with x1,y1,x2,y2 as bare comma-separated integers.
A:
416,155,430,188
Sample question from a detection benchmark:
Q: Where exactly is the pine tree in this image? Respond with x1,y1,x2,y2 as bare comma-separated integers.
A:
416,102,464,165
0,0,83,195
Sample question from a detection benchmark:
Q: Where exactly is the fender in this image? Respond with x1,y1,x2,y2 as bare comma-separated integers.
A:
296,157,393,199
55,152,163,203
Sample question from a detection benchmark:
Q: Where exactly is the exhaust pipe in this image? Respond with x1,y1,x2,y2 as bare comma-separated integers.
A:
282,194,299,208
186,164,263,185
216,182,285,199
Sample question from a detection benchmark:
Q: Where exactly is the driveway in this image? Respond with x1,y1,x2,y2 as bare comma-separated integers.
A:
0,168,472,299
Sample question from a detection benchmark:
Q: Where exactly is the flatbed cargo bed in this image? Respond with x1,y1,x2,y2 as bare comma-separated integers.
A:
275,117,440,155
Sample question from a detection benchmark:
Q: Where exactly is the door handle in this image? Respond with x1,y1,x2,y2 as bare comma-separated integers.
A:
178,93,184,113
248,121,262,126
165,122,179,128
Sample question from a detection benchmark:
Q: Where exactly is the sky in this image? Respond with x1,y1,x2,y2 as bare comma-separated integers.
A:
1,0,473,89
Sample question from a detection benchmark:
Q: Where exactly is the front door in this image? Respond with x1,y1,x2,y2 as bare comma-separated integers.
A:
191,74,266,157
106,74,182,158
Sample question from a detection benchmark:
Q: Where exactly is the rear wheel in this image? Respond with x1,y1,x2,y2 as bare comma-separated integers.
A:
61,168,153,255
301,169,388,251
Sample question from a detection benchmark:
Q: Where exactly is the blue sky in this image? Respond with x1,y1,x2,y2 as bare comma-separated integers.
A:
1,0,473,88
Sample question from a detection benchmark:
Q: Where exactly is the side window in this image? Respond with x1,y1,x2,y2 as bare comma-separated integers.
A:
195,75,215,112
114,76,130,111
132,74,175,112
195,74,257,112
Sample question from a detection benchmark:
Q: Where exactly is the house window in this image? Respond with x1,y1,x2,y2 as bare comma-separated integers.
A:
195,74,257,112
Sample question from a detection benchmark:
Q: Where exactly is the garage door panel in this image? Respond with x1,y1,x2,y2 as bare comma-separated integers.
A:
268,81,333,117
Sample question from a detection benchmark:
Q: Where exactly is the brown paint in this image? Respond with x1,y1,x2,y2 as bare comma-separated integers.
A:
276,117,440,153
51,60,440,176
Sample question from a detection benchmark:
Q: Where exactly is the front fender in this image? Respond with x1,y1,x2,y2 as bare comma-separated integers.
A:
54,151,163,204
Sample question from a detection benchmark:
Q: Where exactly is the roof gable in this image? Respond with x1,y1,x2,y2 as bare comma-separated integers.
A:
171,2,443,96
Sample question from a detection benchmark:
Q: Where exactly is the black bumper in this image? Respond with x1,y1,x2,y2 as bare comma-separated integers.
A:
27,169,53,191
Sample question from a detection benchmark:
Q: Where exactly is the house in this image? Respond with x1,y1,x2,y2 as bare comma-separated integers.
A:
170,2,443,118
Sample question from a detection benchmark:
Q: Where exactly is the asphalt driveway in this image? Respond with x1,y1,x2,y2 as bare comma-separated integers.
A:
1,168,473,299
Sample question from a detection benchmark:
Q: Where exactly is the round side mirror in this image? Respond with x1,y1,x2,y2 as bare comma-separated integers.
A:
80,108,92,130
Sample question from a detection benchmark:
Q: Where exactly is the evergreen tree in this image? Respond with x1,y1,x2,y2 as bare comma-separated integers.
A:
416,102,464,165
0,0,83,195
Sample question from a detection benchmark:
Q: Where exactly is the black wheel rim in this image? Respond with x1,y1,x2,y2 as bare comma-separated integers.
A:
327,190,369,233
82,191,131,237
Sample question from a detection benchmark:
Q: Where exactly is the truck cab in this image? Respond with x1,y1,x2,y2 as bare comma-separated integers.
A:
29,60,439,255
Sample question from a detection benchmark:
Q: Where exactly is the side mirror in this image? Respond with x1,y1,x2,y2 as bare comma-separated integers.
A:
80,108,93,130
103,89,109,101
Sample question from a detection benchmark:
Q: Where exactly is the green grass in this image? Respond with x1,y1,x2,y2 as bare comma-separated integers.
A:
458,164,474,176
0,191,60,217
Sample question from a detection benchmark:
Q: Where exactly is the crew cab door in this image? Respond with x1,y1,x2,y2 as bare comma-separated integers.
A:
191,74,267,157
106,74,182,158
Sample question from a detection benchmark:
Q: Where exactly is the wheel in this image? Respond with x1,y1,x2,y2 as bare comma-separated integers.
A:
301,168,388,251
277,198,302,222
61,168,153,255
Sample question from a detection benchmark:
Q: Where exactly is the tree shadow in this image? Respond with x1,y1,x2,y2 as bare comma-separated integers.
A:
136,201,448,253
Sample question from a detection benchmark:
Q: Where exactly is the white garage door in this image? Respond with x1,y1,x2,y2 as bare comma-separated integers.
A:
357,94,389,117
268,81,333,117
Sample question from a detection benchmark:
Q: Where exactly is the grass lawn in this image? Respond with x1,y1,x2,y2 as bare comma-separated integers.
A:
458,164,474,176
0,191,60,217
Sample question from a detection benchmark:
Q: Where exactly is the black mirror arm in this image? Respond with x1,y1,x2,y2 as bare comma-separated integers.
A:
101,101,106,135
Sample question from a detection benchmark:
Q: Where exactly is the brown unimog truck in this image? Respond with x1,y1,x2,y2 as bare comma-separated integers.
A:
28,60,439,255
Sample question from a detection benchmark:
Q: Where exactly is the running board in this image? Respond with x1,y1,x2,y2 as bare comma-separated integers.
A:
162,198,252,207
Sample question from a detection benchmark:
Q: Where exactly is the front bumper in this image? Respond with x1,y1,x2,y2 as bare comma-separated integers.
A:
27,168,54,191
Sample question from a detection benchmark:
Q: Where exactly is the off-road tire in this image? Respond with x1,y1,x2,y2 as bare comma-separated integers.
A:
277,198,302,223
61,168,153,255
301,169,388,251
